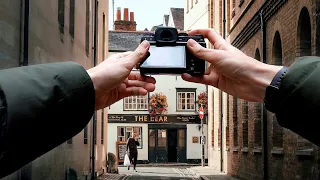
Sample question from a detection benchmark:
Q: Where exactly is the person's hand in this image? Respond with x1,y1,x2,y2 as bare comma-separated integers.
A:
87,41,155,110
182,29,283,102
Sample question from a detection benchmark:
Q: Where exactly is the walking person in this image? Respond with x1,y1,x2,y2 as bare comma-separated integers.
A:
126,133,140,172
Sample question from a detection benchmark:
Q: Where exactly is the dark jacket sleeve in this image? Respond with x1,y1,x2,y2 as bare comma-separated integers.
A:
274,56,320,146
0,62,95,178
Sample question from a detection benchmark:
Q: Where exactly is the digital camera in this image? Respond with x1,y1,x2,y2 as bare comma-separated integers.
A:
137,27,206,76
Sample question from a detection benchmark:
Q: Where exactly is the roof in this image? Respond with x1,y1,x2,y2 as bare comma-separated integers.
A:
170,8,184,30
109,30,154,52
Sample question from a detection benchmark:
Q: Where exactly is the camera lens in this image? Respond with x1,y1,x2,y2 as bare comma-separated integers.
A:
160,29,173,41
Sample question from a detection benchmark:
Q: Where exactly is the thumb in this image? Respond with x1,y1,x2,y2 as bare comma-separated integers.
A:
187,39,223,66
125,40,150,67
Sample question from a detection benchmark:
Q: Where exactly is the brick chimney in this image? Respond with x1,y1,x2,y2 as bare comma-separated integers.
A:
114,7,137,31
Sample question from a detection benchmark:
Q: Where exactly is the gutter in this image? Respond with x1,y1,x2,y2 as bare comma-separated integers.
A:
91,0,98,179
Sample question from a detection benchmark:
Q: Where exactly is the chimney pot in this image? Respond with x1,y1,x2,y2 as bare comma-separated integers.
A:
130,12,135,21
116,7,121,21
123,8,129,21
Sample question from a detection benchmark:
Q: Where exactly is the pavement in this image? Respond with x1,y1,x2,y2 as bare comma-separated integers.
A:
187,166,239,180
98,166,239,180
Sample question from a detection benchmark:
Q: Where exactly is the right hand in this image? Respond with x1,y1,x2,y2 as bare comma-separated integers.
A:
182,29,283,102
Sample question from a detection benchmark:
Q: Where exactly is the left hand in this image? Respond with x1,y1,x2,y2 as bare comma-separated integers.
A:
87,41,156,110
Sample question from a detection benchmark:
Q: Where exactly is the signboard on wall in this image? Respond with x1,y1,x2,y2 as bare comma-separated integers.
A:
108,114,204,124
116,141,127,163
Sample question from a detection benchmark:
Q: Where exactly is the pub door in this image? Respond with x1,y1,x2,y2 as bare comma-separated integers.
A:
148,127,187,163
148,129,168,163
177,129,187,163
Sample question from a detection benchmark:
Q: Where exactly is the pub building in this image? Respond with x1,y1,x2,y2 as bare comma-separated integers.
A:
107,114,208,164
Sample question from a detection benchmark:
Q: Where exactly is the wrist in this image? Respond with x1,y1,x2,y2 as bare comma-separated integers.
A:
253,63,283,102
87,68,102,110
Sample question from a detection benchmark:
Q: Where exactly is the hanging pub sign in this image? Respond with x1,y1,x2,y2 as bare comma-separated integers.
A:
108,114,204,124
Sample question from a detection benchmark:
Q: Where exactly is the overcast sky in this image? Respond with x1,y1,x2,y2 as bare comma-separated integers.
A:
108,0,184,30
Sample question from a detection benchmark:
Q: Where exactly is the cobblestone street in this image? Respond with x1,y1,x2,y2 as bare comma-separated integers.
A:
99,167,200,180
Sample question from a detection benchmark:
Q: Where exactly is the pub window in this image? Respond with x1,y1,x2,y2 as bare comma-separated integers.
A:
124,95,148,110
58,0,65,34
177,88,196,111
69,0,75,39
117,126,142,149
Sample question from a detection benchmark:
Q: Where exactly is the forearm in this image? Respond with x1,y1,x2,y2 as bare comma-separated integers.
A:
0,62,95,178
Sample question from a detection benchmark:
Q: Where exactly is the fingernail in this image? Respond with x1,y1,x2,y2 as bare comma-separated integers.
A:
141,40,149,49
188,39,197,47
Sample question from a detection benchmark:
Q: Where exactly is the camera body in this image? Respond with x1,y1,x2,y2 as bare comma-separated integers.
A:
137,27,206,76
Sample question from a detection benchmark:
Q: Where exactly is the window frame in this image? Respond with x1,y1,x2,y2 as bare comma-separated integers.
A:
117,126,143,149
123,95,149,111
176,88,197,112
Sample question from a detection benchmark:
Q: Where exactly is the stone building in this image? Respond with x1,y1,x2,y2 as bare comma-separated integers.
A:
185,0,320,179
0,0,108,179
107,7,208,165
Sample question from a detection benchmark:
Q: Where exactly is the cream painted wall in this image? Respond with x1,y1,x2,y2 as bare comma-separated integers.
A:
107,123,149,160
187,124,208,159
184,0,209,30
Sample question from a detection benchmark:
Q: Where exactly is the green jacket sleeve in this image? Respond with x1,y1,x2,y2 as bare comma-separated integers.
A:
0,62,95,178
275,56,320,146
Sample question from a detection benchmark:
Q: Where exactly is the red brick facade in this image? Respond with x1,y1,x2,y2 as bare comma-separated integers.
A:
225,0,320,180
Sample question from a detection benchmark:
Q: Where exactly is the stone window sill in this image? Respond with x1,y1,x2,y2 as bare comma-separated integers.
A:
233,147,239,152
241,147,249,153
296,149,313,156
271,147,284,155
253,148,262,154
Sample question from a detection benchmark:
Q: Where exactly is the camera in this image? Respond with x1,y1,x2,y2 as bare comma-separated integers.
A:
137,27,206,76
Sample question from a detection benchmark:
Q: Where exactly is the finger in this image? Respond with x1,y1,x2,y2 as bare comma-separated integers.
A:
125,80,156,91
127,72,156,84
125,40,150,68
117,51,133,59
125,87,148,97
187,39,225,66
188,28,230,50
181,73,218,87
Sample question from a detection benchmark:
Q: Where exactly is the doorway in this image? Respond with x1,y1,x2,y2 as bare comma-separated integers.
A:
168,129,177,162
148,124,187,163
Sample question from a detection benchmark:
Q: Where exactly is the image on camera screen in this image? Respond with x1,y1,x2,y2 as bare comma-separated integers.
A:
140,46,186,68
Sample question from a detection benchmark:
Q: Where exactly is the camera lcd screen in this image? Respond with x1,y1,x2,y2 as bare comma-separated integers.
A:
140,46,186,68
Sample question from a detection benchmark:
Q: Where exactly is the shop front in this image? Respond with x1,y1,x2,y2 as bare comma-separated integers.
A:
107,114,207,164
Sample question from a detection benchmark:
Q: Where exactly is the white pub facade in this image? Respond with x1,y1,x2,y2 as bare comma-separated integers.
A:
107,30,208,164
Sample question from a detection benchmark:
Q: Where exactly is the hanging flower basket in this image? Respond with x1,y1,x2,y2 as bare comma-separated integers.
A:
197,92,208,114
149,93,168,117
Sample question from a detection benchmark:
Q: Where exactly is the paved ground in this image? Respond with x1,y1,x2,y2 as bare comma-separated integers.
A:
99,166,200,180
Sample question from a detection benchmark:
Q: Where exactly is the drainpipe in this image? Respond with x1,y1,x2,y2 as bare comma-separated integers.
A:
21,0,29,66
260,10,269,180
91,0,98,179
316,1,320,56
220,0,226,173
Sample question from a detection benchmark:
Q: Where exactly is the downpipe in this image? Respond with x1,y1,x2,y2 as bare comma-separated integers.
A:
260,10,269,180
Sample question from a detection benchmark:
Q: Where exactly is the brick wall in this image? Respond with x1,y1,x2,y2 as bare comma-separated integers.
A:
226,0,320,180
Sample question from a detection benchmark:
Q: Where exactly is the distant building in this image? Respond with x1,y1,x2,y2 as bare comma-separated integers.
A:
150,8,184,31
107,7,207,164
0,0,108,179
